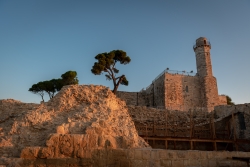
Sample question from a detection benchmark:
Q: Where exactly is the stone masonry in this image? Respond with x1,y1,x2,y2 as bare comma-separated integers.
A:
214,104,250,140
117,37,227,112
12,149,250,167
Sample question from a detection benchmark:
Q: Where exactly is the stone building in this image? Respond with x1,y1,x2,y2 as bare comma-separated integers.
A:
117,37,227,112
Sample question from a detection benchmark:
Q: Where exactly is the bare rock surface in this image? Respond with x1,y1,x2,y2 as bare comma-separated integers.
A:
0,85,149,160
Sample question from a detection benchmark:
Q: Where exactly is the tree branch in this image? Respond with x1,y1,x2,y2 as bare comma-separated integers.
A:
115,76,122,80
112,75,125,94
107,67,116,86
112,60,117,69
105,67,112,77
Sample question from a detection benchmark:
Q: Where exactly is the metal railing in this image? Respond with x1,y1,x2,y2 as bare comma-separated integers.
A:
143,68,196,91
145,84,152,91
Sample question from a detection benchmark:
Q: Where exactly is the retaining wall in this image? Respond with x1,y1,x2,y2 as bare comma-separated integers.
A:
7,149,250,167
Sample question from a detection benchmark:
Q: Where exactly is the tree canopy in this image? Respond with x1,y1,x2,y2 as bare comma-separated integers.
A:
61,71,79,85
28,82,46,102
42,79,62,99
225,95,235,105
29,71,78,101
91,50,131,94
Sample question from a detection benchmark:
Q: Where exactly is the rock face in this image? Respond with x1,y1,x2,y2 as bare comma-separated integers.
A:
0,85,149,160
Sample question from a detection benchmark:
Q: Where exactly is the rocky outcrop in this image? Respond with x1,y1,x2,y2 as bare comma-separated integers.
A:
0,85,149,161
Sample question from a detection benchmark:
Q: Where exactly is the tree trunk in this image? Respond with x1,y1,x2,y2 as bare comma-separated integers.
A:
112,75,125,94
41,95,44,102
113,85,119,94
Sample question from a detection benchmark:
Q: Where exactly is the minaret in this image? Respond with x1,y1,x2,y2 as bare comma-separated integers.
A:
193,37,219,111
193,37,213,77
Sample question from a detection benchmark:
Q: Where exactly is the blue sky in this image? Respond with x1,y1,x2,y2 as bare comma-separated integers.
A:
0,0,249,104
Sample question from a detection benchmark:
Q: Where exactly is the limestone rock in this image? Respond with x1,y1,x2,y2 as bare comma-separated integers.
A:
0,85,150,160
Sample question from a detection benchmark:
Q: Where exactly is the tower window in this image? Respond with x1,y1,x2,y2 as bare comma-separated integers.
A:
204,40,206,44
185,86,188,92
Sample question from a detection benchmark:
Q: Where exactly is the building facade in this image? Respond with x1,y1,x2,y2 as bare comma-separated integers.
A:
117,37,227,111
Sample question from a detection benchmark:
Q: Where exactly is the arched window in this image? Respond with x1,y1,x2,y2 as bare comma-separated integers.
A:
204,40,206,45
185,86,188,92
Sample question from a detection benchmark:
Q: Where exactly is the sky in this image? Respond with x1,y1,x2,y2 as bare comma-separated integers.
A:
0,0,249,104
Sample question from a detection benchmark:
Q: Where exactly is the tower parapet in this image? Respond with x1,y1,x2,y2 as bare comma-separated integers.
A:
193,37,211,50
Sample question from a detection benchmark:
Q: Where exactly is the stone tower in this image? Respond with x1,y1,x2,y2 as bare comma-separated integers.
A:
194,37,213,77
193,37,219,110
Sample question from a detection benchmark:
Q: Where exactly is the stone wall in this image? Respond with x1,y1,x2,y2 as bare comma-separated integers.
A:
116,91,146,106
200,76,220,111
153,74,166,107
141,73,204,110
218,95,227,105
127,106,211,142
143,84,154,106
214,104,250,140
127,106,210,124
9,149,250,167
128,105,250,151
117,72,227,112
164,73,202,111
